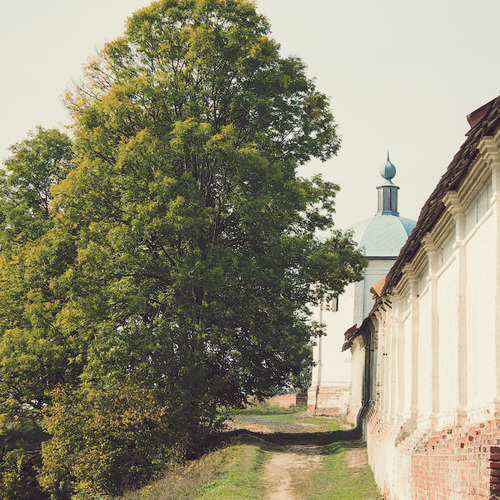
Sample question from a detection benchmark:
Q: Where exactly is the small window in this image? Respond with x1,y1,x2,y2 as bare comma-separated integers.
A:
332,296,339,312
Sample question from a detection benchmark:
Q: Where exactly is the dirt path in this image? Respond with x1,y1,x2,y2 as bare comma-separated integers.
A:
230,417,365,500
264,443,322,500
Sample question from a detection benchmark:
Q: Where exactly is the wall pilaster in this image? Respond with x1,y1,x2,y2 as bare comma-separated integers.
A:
422,233,440,426
480,136,500,406
443,190,467,423
403,263,419,424
393,295,405,422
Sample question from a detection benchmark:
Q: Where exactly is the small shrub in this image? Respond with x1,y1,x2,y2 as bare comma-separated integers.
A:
0,410,49,500
40,382,203,499
0,449,48,500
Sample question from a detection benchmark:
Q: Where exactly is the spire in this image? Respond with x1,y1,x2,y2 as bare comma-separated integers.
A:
377,151,399,215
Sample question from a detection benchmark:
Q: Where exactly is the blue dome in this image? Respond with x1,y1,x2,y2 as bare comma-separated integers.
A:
349,214,416,257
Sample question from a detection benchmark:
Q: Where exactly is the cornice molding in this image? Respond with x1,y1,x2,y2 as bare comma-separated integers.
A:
479,136,500,168
442,190,464,216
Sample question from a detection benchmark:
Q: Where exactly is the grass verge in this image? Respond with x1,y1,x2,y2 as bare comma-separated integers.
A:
307,438,382,500
230,404,304,416
121,433,268,500
231,405,348,430
195,433,269,499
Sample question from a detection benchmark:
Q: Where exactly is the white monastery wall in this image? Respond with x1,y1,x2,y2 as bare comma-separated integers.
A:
362,259,395,321
436,257,459,418
362,123,500,499
349,336,365,421
317,283,355,385
308,282,355,414
416,282,432,423
402,300,412,420
309,258,396,415
465,206,496,411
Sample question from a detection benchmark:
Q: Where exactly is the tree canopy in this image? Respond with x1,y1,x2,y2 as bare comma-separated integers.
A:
0,126,73,245
0,0,366,497
54,0,364,405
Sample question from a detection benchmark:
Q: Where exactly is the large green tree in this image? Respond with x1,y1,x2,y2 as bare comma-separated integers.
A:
0,126,73,245
55,0,364,407
0,128,75,500
0,0,366,496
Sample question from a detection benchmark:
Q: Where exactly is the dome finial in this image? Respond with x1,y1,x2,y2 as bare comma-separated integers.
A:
380,150,396,181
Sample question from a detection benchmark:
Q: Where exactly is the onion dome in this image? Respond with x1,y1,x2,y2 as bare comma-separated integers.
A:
380,151,396,181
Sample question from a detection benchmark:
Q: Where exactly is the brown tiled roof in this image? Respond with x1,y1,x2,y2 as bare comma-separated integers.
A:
370,277,386,298
383,95,500,295
342,323,359,352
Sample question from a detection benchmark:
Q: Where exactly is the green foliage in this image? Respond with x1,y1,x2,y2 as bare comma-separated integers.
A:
0,125,80,422
0,449,47,500
40,382,196,498
0,127,77,499
0,0,366,497
0,126,73,245
56,0,364,410
274,342,313,394
0,411,49,500
0,226,83,417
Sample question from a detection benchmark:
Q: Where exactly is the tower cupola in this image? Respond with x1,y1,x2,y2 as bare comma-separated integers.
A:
377,152,399,216
348,153,415,258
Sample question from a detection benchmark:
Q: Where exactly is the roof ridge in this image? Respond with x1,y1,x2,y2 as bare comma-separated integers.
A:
383,94,500,295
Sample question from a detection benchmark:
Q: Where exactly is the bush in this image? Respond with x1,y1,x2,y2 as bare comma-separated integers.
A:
0,409,49,500
0,449,48,500
40,382,203,499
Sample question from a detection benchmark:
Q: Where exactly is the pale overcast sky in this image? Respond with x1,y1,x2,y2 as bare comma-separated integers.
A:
1,0,499,228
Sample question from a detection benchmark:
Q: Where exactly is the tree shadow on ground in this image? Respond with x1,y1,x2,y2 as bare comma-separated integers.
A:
216,427,363,456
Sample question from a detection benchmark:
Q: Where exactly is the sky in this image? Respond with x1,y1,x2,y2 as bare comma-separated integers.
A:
1,0,499,228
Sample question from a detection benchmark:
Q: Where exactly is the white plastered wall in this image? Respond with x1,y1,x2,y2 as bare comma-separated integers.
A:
309,258,395,415
365,129,500,499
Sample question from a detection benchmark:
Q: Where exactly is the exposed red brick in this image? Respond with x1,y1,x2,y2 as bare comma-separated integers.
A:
267,393,307,409
367,416,500,499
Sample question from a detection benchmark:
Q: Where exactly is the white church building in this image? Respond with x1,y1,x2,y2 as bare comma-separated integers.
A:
307,153,416,421
310,95,500,499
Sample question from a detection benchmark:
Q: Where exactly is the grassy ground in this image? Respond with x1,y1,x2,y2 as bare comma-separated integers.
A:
121,405,381,500
230,406,381,499
122,434,268,499
230,405,343,429
308,442,381,500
